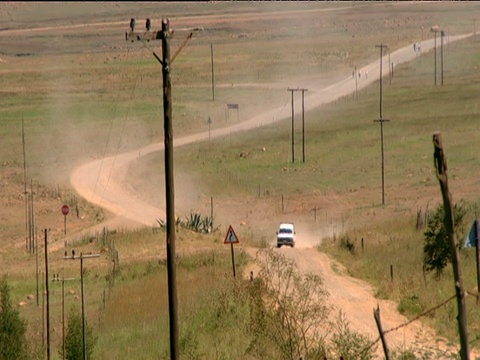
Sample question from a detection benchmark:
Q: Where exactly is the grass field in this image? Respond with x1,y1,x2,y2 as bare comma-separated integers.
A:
2,2,480,358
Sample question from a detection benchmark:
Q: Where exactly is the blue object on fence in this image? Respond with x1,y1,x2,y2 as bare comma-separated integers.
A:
464,219,479,248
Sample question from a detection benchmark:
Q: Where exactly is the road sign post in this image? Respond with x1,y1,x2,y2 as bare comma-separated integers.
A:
61,205,69,235
208,116,212,140
224,225,239,278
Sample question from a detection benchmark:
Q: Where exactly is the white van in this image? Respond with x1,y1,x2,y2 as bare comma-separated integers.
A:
276,223,296,248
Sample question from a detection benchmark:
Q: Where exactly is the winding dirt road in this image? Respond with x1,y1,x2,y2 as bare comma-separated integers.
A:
71,33,471,226
70,33,473,356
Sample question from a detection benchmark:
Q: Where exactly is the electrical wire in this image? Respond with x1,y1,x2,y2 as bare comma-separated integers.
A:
90,47,131,203
99,42,150,205
91,9,144,205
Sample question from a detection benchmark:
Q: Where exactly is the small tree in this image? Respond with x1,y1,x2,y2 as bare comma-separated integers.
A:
64,305,96,360
423,202,466,277
0,276,28,360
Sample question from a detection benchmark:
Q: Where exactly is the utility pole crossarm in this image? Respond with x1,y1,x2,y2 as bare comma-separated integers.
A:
126,30,164,42
125,18,169,43
63,254,101,260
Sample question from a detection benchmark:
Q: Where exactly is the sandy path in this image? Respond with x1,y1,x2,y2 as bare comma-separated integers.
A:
249,247,437,357
70,33,473,356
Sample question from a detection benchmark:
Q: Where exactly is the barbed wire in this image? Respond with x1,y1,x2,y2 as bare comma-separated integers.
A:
353,293,457,358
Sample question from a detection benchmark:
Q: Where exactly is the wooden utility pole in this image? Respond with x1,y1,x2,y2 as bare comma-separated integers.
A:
441,31,445,86
30,179,34,253
388,51,391,85
431,27,439,86
374,43,389,206
127,17,191,360
63,252,100,360
26,192,30,252
22,116,27,232
301,88,308,163
354,65,358,100
160,20,179,360
211,43,215,101
287,87,308,164
42,270,45,347
433,132,470,360
210,196,214,232
36,231,39,305
434,30,437,85
44,229,51,360
52,275,75,360
287,88,295,163
81,256,86,360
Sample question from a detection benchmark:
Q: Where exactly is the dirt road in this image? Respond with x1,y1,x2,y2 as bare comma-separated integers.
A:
271,247,433,354
71,33,471,228
70,33,473,356
70,31,472,236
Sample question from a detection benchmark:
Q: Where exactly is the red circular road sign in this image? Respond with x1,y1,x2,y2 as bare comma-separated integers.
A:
61,204,70,216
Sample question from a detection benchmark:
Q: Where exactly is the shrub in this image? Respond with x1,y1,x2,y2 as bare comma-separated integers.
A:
63,305,97,360
157,212,218,234
423,202,466,277
0,276,28,360
339,235,356,254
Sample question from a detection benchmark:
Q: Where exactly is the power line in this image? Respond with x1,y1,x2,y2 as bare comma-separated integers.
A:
91,47,133,203
91,6,142,204
100,65,141,205
96,46,146,206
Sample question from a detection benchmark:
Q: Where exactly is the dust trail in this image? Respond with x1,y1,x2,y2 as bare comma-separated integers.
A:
70,33,473,228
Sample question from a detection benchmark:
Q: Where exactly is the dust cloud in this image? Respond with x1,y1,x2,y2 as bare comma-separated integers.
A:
290,221,346,249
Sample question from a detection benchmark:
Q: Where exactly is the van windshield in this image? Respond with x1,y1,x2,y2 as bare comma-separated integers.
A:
279,228,293,234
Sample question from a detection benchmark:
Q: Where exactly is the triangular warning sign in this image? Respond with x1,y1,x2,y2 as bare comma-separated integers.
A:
224,225,239,244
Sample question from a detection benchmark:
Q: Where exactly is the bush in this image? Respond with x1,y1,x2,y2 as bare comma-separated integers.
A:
339,235,356,254
0,276,28,360
63,305,97,360
423,202,466,277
